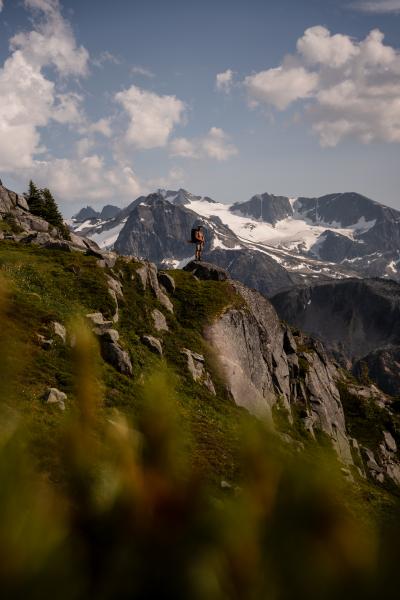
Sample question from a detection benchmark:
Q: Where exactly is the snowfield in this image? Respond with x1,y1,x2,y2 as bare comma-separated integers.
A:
186,197,373,253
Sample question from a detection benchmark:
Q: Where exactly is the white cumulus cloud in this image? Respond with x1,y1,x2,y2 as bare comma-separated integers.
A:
216,69,234,93
243,26,400,146
0,0,89,171
32,155,141,203
297,26,359,67
350,1,400,13
245,66,318,111
170,127,238,161
115,85,185,149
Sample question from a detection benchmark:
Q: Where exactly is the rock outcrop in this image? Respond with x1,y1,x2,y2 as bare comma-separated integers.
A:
86,313,133,377
136,262,174,313
181,349,216,395
207,281,352,464
183,261,229,282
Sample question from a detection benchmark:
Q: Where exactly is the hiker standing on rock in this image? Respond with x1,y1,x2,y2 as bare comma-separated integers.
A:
190,225,205,261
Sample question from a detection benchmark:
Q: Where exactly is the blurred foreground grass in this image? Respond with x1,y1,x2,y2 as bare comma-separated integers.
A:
0,272,400,599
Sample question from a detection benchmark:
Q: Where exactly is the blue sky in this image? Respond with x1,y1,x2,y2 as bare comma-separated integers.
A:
0,0,399,215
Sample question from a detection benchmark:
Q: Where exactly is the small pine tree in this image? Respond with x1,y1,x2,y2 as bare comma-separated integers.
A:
27,180,45,215
26,181,70,240
41,188,71,240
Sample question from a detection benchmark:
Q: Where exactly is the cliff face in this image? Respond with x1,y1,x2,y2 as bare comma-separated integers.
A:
206,280,353,465
203,273,400,484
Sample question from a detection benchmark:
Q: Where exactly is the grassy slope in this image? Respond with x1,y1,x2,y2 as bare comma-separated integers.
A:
0,241,249,486
0,240,399,524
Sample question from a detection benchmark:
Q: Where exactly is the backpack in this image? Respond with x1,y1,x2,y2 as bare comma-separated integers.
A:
190,228,198,243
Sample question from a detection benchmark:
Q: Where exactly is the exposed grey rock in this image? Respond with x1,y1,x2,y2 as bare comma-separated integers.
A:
0,184,29,213
137,262,173,312
142,335,163,355
158,272,176,294
383,431,397,453
271,278,400,372
53,322,66,344
100,205,121,220
69,232,88,249
99,338,132,376
45,240,72,252
102,252,118,269
46,388,67,411
106,274,124,300
97,328,120,343
230,193,293,225
20,232,53,246
353,346,400,397
73,206,100,222
86,312,113,327
82,238,104,258
181,349,216,395
183,261,229,282
152,309,169,332
207,282,353,463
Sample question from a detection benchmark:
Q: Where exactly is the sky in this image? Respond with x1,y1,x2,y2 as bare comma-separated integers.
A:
0,0,399,216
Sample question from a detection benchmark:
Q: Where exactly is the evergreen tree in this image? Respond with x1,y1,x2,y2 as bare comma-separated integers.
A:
26,181,70,240
41,188,71,240
27,180,45,215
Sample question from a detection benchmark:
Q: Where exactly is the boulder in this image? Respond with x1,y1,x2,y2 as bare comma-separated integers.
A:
142,335,163,356
44,240,72,252
183,260,229,282
53,322,66,344
152,309,169,332
20,232,53,246
86,312,113,328
99,338,133,377
383,431,397,453
158,272,176,294
83,238,104,259
96,328,120,343
106,274,124,300
136,262,174,313
181,348,216,395
46,387,67,410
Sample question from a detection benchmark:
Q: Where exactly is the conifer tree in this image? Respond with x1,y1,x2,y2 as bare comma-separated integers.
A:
27,180,45,215
41,187,71,240
26,181,70,240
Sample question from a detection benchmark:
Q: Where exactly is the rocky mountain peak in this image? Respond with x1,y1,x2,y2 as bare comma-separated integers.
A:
230,192,294,225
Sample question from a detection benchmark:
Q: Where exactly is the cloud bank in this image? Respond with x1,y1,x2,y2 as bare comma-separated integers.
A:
350,1,400,13
170,127,238,161
242,26,400,146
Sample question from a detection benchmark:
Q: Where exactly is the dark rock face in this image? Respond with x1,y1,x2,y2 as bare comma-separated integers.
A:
157,272,176,294
100,205,121,220
231,193,293,225
296,193,400,272
353,347,400,397
309,230,360,262
295,192,383,227
114,193,240,263
205,248,295,297
271,278,400,367
183,261,229,281
73,206,100,222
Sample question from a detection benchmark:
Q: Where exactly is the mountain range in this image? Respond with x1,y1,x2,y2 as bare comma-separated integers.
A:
71,188,400,297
